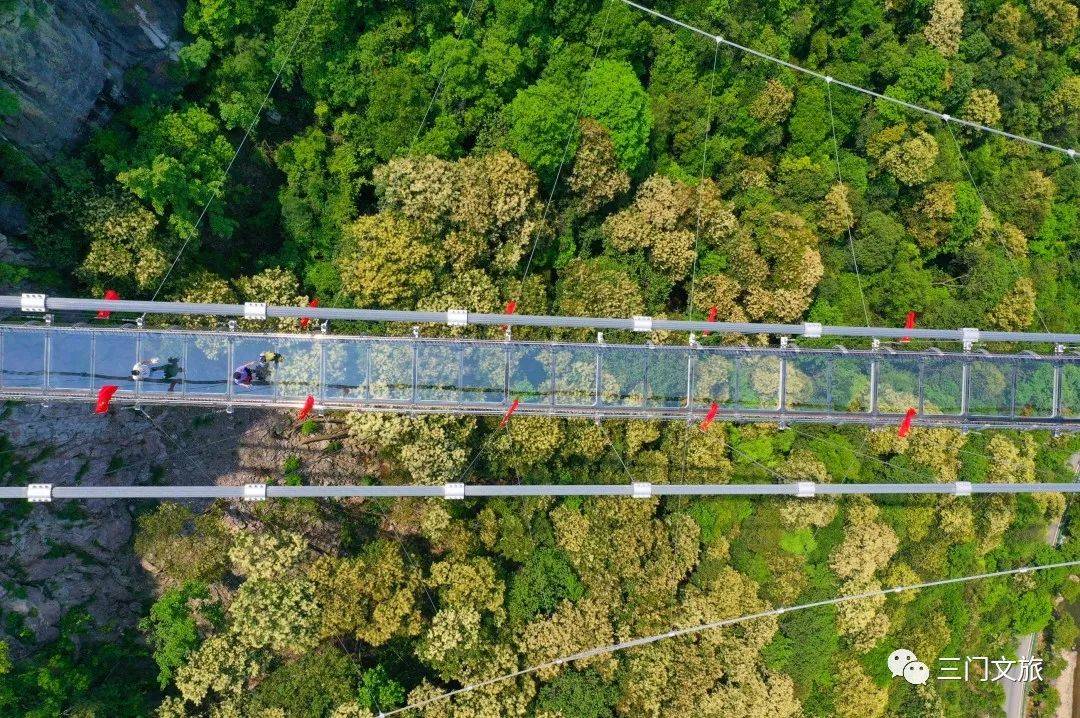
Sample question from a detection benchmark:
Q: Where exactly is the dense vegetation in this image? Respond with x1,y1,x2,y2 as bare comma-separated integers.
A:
1,0,1079,715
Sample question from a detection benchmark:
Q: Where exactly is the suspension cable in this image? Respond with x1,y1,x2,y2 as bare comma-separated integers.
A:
381,557,1080,716
619,0,1076,158
146,0,322,305
826,80,871,327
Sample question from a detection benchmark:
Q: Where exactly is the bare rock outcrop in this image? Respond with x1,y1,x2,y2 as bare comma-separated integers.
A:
0,0,184,160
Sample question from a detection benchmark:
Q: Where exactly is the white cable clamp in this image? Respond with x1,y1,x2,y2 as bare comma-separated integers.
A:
446,309,468,327
27,484,52,502
243,483,267,501
632,315,653,333
20,293,46,312
802,322,822,339
631,482,652,499
243,302,267,320
796,481,816,498
444,482,466,500
953,481,972,497
941,113,951,122
960,327,980,347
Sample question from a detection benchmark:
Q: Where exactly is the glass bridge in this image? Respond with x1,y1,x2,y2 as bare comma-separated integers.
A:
1,324,1078,429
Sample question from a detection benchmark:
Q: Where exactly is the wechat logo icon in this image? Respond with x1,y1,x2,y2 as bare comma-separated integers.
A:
888,648,930,686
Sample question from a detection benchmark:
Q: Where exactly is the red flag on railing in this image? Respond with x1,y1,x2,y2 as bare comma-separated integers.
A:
297,395,315,421
699,402,720,431
299,298,319,329
897,407,917,438
499,398,520,428
95,385,118,414
702,305,718,336
900,311,916,343
501,300,517,331
96,289,119,319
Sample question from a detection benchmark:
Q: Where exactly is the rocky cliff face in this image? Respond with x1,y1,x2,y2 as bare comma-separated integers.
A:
0,0,185,160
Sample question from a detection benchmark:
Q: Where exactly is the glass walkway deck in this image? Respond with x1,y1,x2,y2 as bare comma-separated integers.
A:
1,324,1078,429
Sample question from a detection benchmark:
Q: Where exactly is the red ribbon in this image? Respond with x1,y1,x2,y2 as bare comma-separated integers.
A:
96,289,119,319
501,300,518,331
699,402,720,431
499,398,520,428
297,395,315,421
901,311,916,343
299,298,319,329
95,385,118,414
702,305,718,336
898,407,917,438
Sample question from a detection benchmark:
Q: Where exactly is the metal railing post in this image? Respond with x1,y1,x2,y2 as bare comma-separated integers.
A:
869,338,880,416
778,337,788,412
42,315,54,393
318,336,326,402
1052,344,1064,419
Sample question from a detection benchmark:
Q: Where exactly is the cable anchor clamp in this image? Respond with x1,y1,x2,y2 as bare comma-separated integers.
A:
21,293,46,312
444,482,466,500
27,484,53,502
632,482,652,499
243,302,267,320
243,483,267,501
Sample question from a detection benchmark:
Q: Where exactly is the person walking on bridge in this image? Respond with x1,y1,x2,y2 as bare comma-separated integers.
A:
131,357,183,392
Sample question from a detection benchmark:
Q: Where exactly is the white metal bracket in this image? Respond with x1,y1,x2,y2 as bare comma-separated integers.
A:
632,315,653,333
444,482,466,500
243,483,267,501
796,481,816,498
20,293,46,312
27,484,52,502
953,481,972,497
803,322,822,339
447,309,469,327
960,327,980,350
244,302,267,320
631,482,652,499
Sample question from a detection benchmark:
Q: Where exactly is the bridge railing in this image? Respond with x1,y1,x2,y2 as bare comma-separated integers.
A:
1,324,1078,427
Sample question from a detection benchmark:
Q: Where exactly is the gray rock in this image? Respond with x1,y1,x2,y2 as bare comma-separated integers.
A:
0,183,29,237
0,0,185,160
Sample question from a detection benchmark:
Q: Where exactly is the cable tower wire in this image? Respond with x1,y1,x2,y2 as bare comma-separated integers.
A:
619,0,1077,158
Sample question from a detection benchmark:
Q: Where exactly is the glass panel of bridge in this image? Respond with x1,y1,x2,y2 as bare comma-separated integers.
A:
509,344,552,404
134,332,188,395
646,348,690,408
967,359,1013,416
735,354,781,410
184,334,229,395
48,330,93,391
921,356,963,415
322,339,367,401
93,332,138,392
1,328,45,388
368,340,414,401
599,346,645,406
875,354,921,414
784,354,830,412
553,345,597,407
232,337,284,399
1013,358,1054,418
1062,362,1080,418
416,342,460,403
460,343,506,404
829,354,872,412
690,350,737,408
271,337,323,399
